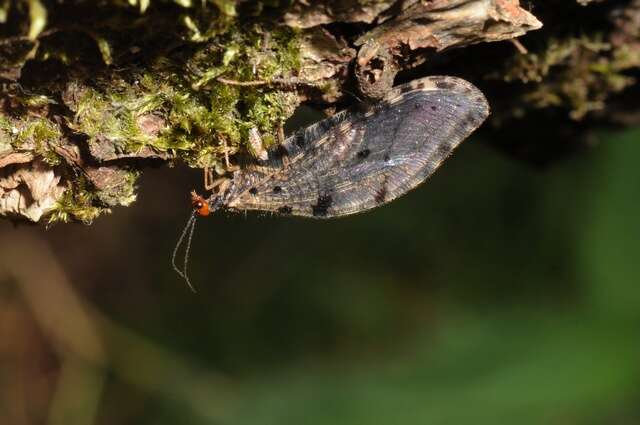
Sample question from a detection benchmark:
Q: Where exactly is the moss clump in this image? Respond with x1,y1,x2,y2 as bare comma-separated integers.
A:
0,115,63,165
65,23,301,168
46,168,140,224
47,183,107,225
69,82,170,153
1,0,307,223
165,23,302,167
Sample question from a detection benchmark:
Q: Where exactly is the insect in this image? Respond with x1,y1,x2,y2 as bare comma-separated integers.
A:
173,75,489,289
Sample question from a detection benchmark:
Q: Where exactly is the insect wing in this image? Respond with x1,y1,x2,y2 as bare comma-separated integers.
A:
225,76,489,217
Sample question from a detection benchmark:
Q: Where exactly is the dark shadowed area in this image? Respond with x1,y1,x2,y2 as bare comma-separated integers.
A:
1,124,639,425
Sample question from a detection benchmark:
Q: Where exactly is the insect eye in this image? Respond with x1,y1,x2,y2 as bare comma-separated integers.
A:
194,200,210,216
190,191,211,216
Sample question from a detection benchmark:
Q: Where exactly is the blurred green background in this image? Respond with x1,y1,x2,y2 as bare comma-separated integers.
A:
1,125,639,425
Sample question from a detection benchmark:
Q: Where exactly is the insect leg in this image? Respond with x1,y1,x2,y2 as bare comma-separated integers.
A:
276,123,291,169
203,166,214,191
204,167,229,191
204,170,232,194
221,137,241,172
277,123,285,144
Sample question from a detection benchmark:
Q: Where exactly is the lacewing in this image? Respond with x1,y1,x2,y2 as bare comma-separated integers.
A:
174,75,490,289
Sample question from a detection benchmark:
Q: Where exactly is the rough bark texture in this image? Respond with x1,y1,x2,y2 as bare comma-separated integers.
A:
0,0,638,223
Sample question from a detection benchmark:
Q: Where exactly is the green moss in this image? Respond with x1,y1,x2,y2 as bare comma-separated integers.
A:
120,170,140,205
211,0,237,17
178,24,301,164
0,115,12,136
18,93,55,108
46,167,140,224
3,3,304,222
47,184,108,225
64,22,301,170
243,90,297,140
0,115,63,164
72,85,157,150
27,0,47,40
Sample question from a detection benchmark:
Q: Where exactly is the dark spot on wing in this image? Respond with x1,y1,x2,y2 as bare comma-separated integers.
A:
437,140,453,158
333,125,347,146
294,131,306,148
384,153,390,162
431,105,438,111
379,100,392,111
273,144,289,159
435,80,455,90
249,187,258,195
475,95,487,105
273,185,282,193
312,194,333,217
375,178,388,205
473,108,488,123
465,113,479,128
397,83,417,94
357,149,370,159
278,205,292,214
317,117,335,134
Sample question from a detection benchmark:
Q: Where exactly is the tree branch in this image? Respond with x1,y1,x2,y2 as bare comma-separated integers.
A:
0,0,638,223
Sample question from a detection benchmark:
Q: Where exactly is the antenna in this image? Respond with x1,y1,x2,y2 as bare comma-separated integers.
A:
172,212,198,292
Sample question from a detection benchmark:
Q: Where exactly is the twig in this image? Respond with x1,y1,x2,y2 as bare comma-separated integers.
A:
216,76,319,88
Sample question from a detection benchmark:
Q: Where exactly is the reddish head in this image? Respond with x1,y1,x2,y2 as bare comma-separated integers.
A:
190,191,210,217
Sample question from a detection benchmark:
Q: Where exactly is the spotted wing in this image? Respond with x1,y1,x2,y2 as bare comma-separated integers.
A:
224,76,489,218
